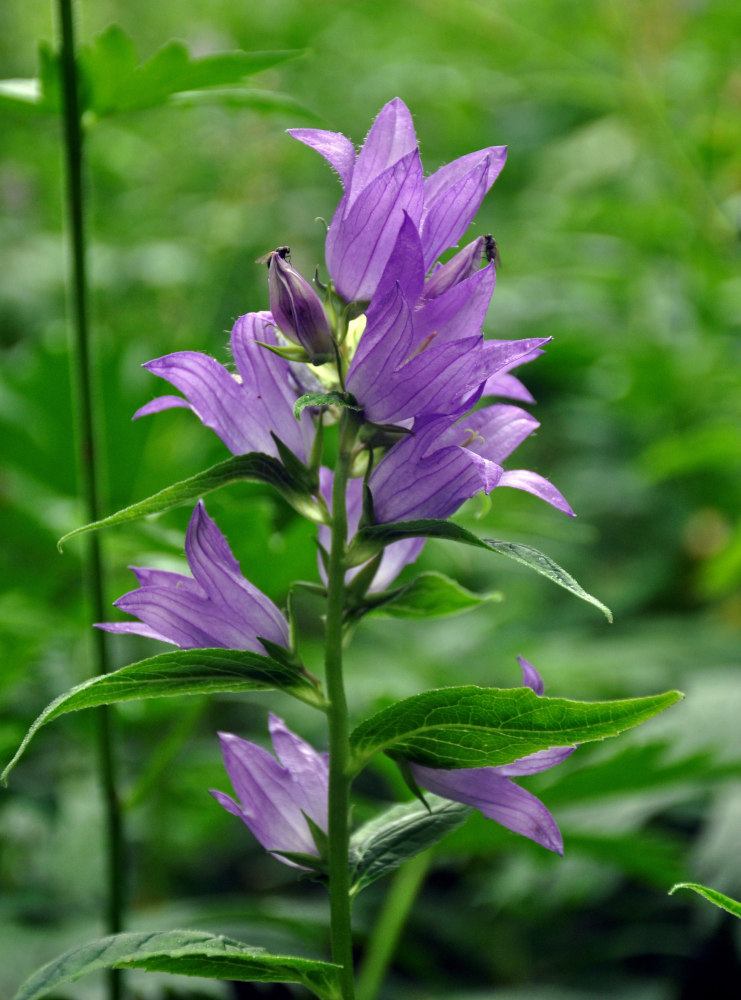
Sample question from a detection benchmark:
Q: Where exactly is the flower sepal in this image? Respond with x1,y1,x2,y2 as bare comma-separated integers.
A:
256,339,319,364
271,850,328,878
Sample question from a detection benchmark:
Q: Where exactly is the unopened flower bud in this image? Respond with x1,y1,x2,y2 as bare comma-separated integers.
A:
268,252,335,364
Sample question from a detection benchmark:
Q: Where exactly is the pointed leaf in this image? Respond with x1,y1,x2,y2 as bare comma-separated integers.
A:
11,930,341,1000
294,392,361,419
2,649,325,784
669,883,741,919
58,452,323,550
363,571,502,619
77,27,302,117
349,796,470,896
348,686,682,773
350,520,612,621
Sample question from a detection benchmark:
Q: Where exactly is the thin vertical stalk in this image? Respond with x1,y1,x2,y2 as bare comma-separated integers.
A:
356,851,433,1000
57,1,124,994
325,410,358,1000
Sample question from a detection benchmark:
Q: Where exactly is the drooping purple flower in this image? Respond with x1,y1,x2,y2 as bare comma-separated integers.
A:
96,500,289,654
289,98,506,302
134,311,314,463
211,713,329,868
409,657,575,853
267,251,335,363
369,406,575,524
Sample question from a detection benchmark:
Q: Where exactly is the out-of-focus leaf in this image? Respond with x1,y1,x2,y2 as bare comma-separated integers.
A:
669,882,741,919
11,930,341,1000
79,27,302,117
349,795,470,895
2,648,325,783
169,87,321,121
539,741,741,808
349,686,682,772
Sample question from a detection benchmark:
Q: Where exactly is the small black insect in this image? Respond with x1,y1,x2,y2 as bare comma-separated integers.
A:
483,234,501,270
255,245,291,267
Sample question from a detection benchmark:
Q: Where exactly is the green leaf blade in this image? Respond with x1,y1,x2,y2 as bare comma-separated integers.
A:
58,452,322,550
669,882,741,919
2,648,325,784
349,686,683,773
350,796,470,895
364,571,502,620
11,930,341,1000
350,520,612,621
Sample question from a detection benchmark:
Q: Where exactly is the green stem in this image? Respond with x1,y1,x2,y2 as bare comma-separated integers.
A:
325,410,358,1000
57,1,124,994
356,851,433,1000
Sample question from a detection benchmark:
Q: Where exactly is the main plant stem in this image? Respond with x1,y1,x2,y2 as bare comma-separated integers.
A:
57,2,124,995
325,410,357,1000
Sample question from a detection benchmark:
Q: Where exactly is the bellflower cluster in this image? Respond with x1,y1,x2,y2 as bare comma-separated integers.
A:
213,659,572,861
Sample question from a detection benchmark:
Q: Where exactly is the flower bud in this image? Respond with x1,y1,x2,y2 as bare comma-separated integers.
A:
268,252,335,364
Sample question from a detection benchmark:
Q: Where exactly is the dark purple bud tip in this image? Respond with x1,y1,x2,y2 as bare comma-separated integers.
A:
268,252,336,364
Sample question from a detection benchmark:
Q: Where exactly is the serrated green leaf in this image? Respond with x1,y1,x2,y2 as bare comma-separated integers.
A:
294,392,361,419
669,882,741,919
78,27,302,117
2,649,325,784
11,930,342,1000
58,452,323,550
349,796,470,896
350,520,612,621
348,686,682,773
362,571,502,620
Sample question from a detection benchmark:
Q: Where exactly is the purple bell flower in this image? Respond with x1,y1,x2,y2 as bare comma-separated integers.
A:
96,500,289,654
409,657,575,854
267,251,335,363
211,713,329,868
289,98,506,303
369,406,575,524
133,311,315,463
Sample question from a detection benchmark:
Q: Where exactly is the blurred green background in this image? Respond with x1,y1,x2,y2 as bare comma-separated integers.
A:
1,1,740,997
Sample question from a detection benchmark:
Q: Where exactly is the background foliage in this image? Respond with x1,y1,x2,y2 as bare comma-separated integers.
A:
1,1,740,997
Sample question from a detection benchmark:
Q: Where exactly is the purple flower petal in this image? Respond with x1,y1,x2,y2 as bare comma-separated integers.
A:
268,713,329,831
517,655,544,695
370,420,488,523
214,731,319,860
409,762,564,854
497,746,575,777
449,405,540,465
134,313,313,463
97,502,289,653
212,719,329,869
423,238,485,301
349,97,418,204
481,373,536,403
498,469,576,517
421,146,507,267
326,149,424,302
286,127,356,188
